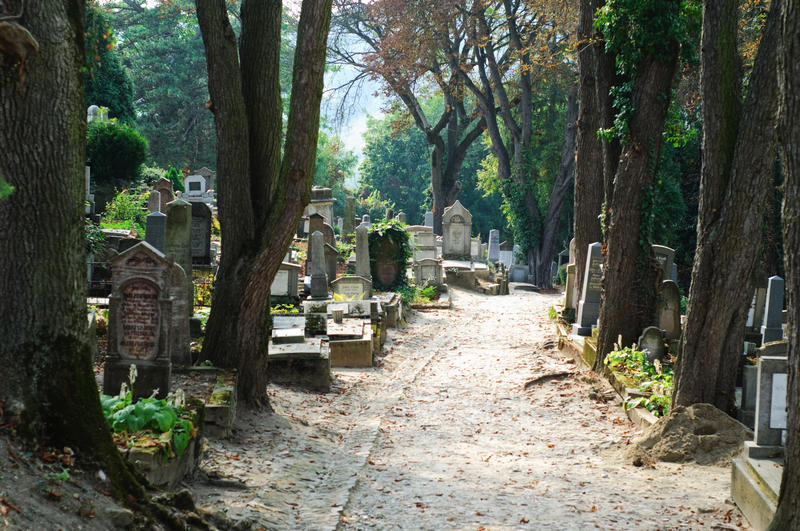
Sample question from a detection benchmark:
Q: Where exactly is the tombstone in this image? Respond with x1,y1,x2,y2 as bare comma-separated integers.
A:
410,227,436,262
165,199,193,316
564,263,577,310
498,241,514,267
343,196,356,237
386,208,394,221
308,214,338,281
361,214,371,227
103,242,174,399
413,258,443,287
441,201,472,259
331,275,372,301
336,217,343,235
308,231,329,299
303,186,335,232
271,261,302,302
85,166,96,216
638,326,666,363
671,263,678,283
761,276,785,343
424,211,434,227
190,202,213,265
184,174,207,196
155,177,175,214
479,242,487,261
657,280,682,340
510,264,528,283
558,249,570,268
324,241,339,285
651,244,675,280
747,286,768,330
167,262,191,366
569,238,576,264
753,355,788,448
355,224,371,280
147,190,161,214
397,211,407,224
470,237,480,260
145,212,167,252
372,234,404,288
487,229,500,262
572,242,603,336
87,104,101,123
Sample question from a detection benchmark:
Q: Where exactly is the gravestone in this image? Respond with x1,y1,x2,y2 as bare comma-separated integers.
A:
658,280,682,340
155,177,175,214
651,244,675,280
424,211,434,227
564,263,577,310
184,174,206,196
397,212,407,224
361,214,371,227
303,186,335,232
145,212,166,252
753,355,788,448
487,229,500,262
270,261,302,303
499,241,514,267
336,217,343,235
104,242,173,399
167,261,191,366
308,231,329,299
569,238,576,265
761,276,785,343
558,249,569,267
410,227,436,262
147,190,161,213
572,242,603,336
190,201,212,265
442,201,472,259
671,263,678,283
343,196,356,237
479,242,487,260
308,214,338,281
747,286,768,330
470,237,480,260
386,208,394,221
331,275,372,301
87,104,100,123
355,224,371,280
638,326,666,363
413,258,443,287
165,199,193,316
372,234,404,288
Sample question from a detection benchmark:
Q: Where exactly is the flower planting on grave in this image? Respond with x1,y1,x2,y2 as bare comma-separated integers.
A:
603,346,674,417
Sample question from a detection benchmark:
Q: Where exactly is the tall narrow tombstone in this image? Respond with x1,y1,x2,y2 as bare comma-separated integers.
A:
309,231,329,299
147,190,161,213
165,199,193,316
155,177,175,214
442,201,472,259
343,196,356,236
355,224,371,280
487,229,500,262
145,212,167,252
753,355,788,448
190,201,213,265
564,263,577,310
658,280,682,340
168,262,191,366
424,211,434,227
572,242,603,336
761,276,785,343
671,263,678,283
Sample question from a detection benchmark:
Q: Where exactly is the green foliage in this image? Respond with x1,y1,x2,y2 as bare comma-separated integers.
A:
315,129,357,215
165,166,185,193
396,284,437,306
101,189,147,236
0,176,13,200
193,269,214,308
605,346,673,416
336,240,354,260
87,121,148,186
271,304,300,314
368,220,412,291
85,218,106,255
140,166,165,186
358,189,396,222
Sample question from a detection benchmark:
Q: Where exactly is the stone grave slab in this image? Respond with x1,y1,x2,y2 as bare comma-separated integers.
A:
269,338,330,391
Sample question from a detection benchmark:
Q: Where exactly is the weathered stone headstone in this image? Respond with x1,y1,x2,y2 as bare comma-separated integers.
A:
303,186,335,232
190,201,212,265
386,208,394,221
424,211,434,227
147,190,161,213
168,262,191,366
569,238,576,264
761,276,785,343
753,355,788,448
309,231,329,299
372,235,403,288
145,212,166,252
165,199,193,316
397,211,407,224
442,201,472,259
658,280,682,340
413,258,443,287
356,224,371,280
487,229,500,262
747,286,768,330
87,104,100,123
564,263,577,310
270,261,302,302
499,241,514,267
409,227,436,262
104,242,173,399
155,177,175,214
651,244,675,280
343,196,356,237
331,275,372,301
558,249,569,267
361,214,371,227
638,326,666,363
572,242,603,336
470,237,480,260
671,263,678,283
184,174,206,196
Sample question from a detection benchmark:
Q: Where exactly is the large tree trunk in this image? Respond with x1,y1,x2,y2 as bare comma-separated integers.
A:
672,0,780,413
594,38,680,370
573,0,606,301
198,0,332,406
0,2,143,500
766,2,799,526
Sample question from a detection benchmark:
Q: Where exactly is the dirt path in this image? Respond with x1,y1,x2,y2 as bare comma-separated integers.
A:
192,288,749,530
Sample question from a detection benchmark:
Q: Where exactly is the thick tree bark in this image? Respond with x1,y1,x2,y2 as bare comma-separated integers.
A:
594,37,681,369
574,0,606,300
672,0,780,413
767,2,799,527
198,0,332,406
0,1,143,500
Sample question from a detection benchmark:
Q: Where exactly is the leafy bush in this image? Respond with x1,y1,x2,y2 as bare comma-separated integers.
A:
604,346,673,416
397,283,438,305
165,166,185,193
87,120,148,185
101,189,147,236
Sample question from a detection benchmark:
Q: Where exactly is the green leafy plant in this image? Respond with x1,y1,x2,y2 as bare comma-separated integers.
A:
85,218,106,255
101,188,147,236
397,283,438,305
271,304,300,314
604,345,673,416
165,166,185,193
368,219,412,291
87,120,148,185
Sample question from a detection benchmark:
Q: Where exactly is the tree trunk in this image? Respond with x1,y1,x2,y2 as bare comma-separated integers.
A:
573,0,606,302
0,1,143,500
595,40,680,370
197,0,332,406
766,2,799,526
672,0,780,413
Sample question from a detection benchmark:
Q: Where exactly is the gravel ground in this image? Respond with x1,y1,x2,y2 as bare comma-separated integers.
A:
192,287,749,531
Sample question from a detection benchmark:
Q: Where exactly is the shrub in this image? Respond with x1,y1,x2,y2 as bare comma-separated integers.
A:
87,120,148,185
101,189,147,236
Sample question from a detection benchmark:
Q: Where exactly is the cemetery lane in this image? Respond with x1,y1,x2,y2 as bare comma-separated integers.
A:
193,288,748,530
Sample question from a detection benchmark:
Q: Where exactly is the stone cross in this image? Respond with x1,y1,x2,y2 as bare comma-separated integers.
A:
355,224,371,280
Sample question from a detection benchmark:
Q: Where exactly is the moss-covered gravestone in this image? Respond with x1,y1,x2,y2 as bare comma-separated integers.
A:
369,220,411,291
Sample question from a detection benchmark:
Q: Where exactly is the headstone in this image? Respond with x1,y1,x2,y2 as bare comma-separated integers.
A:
413,258,443,287
397,211,407,224
487,229,500,262
470,237,480,260
498,241,514,267
638,326,666,363
270,262,302,300
190,201,212,265
657,280,682,340
324,241,339,285
753,355,788,447
372,235,403,288
147,190,161,213
85,166,95,216
651,244,675,280
761,276,785,343
103,242,173,399
184,174,207,196
87,104,100,123
145,212,167,252
309,231,329,299
410,227,436,262
564,263,577,310
165,199,193,316
671,263,678,283
331,275,372,301
479,242,487,260
355,224,371,280
361,214,371,227
558,249,569,267
167,262,191,366
442,201,472,259
343,196,356,236
747,286,768,330
386,208,394,221
155,177,175,214
572,242,603,336
303,186,335,232
569,238,576,265
424,211,434,227
510,264,528,283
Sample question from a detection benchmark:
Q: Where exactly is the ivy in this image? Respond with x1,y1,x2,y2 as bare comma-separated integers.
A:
368,219,412,291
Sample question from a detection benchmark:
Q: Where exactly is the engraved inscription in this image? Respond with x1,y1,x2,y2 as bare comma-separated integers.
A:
119,281,159,360
335,280,366,300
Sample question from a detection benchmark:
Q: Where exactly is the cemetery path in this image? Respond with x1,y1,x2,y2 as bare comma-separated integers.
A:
192,288,749,531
